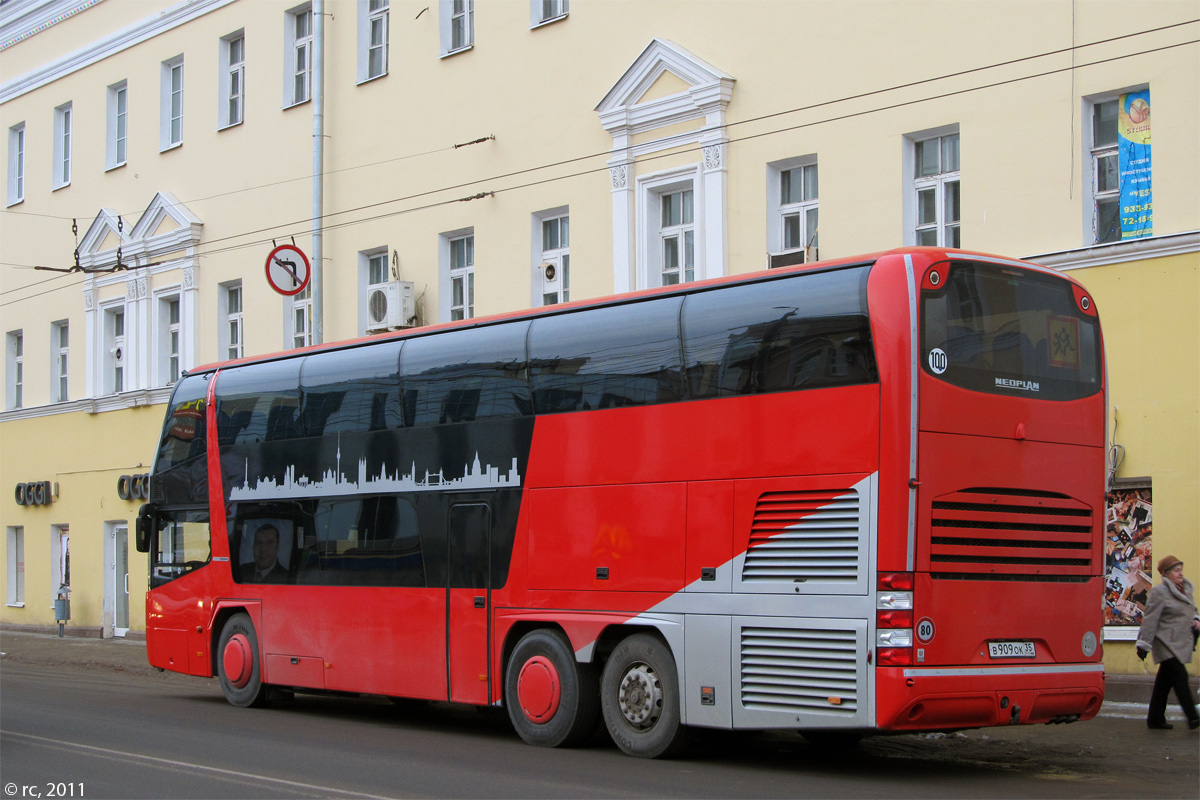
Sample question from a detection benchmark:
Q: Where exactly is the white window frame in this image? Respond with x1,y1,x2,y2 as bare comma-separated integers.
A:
533,209,569,306
106,82,128,170
157,292,182,386
220,282,244,361
6,330,22,410
285,5,314,107
767,156,818,267
358,0,389,82
357,247,391,334
53,102,72,189
1083,87,1146,246
8,122,26,206
103,303,127,395
439,229,475,321
52,320,69,403
903,125,960,248
440,0,473,57
219,32,246,129
637,166,703,290
6,526,24,607
160,56,185,150
291,284,313,349
530,0,568,28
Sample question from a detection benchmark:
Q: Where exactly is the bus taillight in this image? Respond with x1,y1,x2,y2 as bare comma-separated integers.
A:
877,572,914,666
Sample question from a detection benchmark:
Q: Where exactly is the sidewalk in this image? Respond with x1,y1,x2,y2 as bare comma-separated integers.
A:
3,627,1194,705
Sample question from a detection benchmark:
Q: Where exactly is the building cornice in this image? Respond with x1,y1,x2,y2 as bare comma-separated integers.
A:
0,387,171,422
1026,231,1199,271
0,0,237,103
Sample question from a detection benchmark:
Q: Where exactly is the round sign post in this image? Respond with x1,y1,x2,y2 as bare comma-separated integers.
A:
265,245,312,296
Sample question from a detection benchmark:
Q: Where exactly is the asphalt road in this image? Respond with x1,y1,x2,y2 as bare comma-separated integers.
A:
1,661,1197,800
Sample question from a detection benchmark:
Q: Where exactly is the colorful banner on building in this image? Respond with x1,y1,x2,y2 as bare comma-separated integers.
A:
1104,487,1153,625
1117,90,1152,240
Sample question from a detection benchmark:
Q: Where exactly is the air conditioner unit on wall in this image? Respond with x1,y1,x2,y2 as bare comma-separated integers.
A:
367,281,416,331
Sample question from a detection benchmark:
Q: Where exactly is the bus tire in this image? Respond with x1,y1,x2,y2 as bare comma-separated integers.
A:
600,633,690,759
505,629,599,748
217,613,271,708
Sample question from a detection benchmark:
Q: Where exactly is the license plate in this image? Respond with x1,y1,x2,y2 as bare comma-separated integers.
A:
988,641,1036,659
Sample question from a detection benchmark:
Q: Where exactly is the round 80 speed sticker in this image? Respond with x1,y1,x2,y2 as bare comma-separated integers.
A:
927,348,948,375
916,617,936,643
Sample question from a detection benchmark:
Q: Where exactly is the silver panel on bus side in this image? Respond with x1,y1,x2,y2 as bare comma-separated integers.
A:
730,474,876,597
682,614,734,729
732,615,871,730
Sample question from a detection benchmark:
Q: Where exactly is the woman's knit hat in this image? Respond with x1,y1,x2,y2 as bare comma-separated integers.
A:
1157,555,1183,575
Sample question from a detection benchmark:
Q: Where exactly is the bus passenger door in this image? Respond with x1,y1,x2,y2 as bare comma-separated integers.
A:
447,503,491,704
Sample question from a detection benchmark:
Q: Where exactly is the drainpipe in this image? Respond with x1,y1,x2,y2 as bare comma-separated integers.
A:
311,0,325,344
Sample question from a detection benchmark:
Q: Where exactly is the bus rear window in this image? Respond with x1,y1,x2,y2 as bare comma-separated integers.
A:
921,261,1101,401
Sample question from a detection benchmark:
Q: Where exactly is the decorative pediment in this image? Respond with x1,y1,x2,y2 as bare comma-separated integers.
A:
77,208,130,267
595,39,734,139
128,191,202,247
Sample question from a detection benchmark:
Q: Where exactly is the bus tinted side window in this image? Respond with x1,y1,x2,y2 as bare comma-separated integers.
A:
300,341,403,436
682,267,877,398
529,297,685,413
401,323,531,426
217,359,304,445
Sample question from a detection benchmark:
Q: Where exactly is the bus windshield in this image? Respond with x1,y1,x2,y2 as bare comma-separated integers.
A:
921,260,1101,401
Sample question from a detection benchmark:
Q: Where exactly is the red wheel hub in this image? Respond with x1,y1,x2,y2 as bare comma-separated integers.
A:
516,656,561,723
222,633,253,689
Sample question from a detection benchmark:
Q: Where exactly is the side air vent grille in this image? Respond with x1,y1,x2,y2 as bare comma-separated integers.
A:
928,487,1096,578
743,489,862,583
740,626,859,714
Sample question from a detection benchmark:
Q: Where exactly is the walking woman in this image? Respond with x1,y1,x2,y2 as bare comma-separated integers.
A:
1135,555,1200,730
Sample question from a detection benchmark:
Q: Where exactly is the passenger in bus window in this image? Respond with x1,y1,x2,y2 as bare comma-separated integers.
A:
241,523,289,583
1135,555,1200,730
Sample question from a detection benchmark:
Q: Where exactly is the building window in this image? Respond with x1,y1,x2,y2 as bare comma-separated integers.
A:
660,189,695,286
287,5,314,106
450,234,474,320
161,57,184,149
5,331,21,410
222,282,243,361
8,122,26,205
220,33,246,128
106,306,126,395
538,212,570,305
1090,98,1119,244
911,130,960,248
106,82,128,170
293,284,313,349
361,0,389,81
53,102,72,189
159,295,181,386
6,527,24,606
52,321,68,402
531,0,568,26
441,0,473,55
767,158,818,267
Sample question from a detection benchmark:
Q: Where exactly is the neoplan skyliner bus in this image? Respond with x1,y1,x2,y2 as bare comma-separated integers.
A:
138,246,1107,758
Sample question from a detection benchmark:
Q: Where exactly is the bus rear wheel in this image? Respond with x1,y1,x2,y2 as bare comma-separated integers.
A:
217,613,270,708
600,633,690,758
505,629,599,748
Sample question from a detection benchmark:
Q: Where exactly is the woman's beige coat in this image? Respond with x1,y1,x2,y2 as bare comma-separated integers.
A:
1136,577,1199,664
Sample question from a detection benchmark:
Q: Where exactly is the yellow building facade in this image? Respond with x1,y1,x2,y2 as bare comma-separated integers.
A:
1,0,1197,675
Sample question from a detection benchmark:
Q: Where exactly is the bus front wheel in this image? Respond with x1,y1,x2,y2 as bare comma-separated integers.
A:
217,613,270,708
505,629,599,748
600,633,690,758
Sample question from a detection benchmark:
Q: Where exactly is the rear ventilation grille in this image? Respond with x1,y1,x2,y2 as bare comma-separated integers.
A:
740,626,858,714
928,487,1095,578
744,489,862,583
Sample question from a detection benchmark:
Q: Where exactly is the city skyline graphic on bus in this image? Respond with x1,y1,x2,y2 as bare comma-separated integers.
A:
228,439,522,502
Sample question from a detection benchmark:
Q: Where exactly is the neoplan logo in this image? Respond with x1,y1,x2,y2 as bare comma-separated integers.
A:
996,378,1040,392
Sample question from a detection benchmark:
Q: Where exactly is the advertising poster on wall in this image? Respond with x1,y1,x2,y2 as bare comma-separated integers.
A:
1104,487,1153,625
1117,89,1152,240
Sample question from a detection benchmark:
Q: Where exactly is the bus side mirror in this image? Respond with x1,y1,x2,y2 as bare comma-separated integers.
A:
136,503,153,553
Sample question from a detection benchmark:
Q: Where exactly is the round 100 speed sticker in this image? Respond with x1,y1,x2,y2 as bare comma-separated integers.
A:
927,348,948,374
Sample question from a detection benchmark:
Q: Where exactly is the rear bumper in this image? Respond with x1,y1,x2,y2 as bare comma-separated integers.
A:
876,664,1105,730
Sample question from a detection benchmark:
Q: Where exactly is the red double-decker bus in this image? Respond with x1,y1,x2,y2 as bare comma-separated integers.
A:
138,247,1106,757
